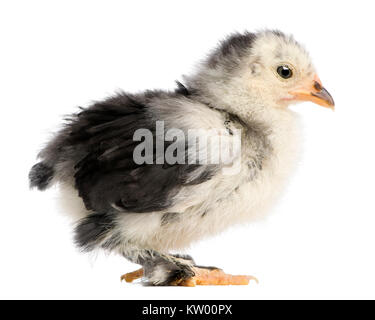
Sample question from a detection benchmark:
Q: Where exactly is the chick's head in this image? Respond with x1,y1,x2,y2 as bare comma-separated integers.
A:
187,30,334,114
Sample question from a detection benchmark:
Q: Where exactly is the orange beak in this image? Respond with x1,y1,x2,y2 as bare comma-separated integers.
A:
289,75,335,110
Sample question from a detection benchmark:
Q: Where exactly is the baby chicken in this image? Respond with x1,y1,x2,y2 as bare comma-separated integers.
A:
29,30,334,286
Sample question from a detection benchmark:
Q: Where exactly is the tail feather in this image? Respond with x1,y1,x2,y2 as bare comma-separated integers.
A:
29,162,54,190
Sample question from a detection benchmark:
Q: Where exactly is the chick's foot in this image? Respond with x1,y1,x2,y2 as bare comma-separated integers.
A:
179,267,258,287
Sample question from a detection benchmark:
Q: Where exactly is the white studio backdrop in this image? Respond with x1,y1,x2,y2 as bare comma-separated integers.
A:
0,0,374,299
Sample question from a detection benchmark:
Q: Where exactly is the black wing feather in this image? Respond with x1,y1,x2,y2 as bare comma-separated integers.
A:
64,92,215,213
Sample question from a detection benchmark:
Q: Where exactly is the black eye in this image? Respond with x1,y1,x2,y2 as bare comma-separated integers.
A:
277,65,293,79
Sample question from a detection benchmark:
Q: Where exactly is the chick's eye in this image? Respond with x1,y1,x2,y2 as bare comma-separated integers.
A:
277,65,293,79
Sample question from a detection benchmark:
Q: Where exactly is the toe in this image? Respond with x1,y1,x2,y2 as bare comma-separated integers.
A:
121,268,144,283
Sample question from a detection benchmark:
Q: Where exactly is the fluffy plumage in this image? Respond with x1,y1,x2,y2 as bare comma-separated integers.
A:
29,30,333,286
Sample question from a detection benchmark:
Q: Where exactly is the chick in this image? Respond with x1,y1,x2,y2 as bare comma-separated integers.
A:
29,30,334,286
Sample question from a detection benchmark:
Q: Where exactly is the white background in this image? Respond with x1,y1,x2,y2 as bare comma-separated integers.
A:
1,0,374,300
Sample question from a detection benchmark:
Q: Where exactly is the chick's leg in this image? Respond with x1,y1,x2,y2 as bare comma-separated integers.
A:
121,250,257,286
121,249,195,286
